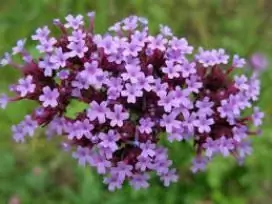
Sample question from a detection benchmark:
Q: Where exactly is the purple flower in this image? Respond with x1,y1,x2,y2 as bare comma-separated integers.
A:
169,37,193,54
38,55,59,76
191,157,208,173
138,117,155,134
0,52,12,66
32,26,50,41
160,113,181,133
159,25,173,36
160,169,178,187
72,146,92,166
89,153,111,174
250,52,268,71
111,161,133,180
167,126,184,142
106,104,129,127
232,126,247,142
121,83,143,103
65,14,84,29
153,158,172,175
87,101,110,124
50,48,69,68
36,37,57,53
203,138,218,157
136,155,153,171
16,75,36,97
148,34,167,51
12,124,26,143
180,61,196,78
162,60,181,79
217,136,234,157
232,54,246,68
67,41,88,58
98,130,119,152
103,174,124,191
252,107,264,127
57,70,70,80
12,39,26,55
134,74,154,92
21,115,38,136
39,86,59,108
237,141,252,158
196,97,214,117
234,75,249,91
194,116,214,133
0,94,9,109
121,64,142,83
139,141,156,158
130,173,150,190
186,75,203,93
158,92,177,113
68,29,86,42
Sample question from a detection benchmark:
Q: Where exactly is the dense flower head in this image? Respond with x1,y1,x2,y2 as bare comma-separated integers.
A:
0,12,264,191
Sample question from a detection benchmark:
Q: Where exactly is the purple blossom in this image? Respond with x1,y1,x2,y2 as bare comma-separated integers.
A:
232,54,246,68
218,136,234,157
203,138,218,157
12,124,26,143
136,155,153,171
167,126,184,142
232,126,247,142
89,153,111,174
68,29,86,42
36,37,57,53
0,94,9,109
87,101,110,124
12,39,26,55
196,97,214,117
180,61,196,78
130,173,150,190
250,52,268,71
16,75,36,97
21,115,38,136
38,55,59,76
148,34,167,51
98,130,119,152
159,25,173,36
106,104,129,127
138,117,155,134
50,48,69,68
162,60,181,79
31,26,50,41
67,41,88,58
121,64,142,83
72,146,92,166
103,174,124,191
134,74,154,92
160,113,181,133
57,70,70,80
1,52,12,66
186,75,203,93
191,157,208,173
65,14,84,29
111,161,133,180
121,83,143,103
139,141,156,158
39,86,59,108
160,169,178,187
252,107,264,127
194,116,214,133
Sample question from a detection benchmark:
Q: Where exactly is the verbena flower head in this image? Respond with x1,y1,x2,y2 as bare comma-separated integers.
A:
0,12,264,191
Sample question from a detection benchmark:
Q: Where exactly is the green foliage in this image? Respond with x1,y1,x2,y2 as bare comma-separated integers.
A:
0,0,272,203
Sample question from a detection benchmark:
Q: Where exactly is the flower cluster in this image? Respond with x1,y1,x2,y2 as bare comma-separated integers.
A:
0,13,264,191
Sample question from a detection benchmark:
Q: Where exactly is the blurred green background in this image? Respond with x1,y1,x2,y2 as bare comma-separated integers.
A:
0,0,272,203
